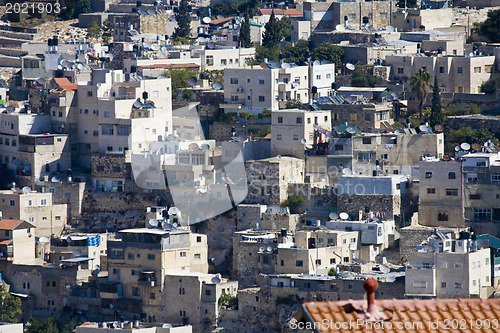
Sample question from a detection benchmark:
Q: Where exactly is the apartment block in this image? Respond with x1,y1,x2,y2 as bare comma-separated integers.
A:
0,189,67,237
106,228,208,323
405,231,491,298
0,219,36,265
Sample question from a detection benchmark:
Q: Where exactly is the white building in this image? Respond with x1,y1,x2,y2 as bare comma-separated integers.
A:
271,109,331,158
405,231,491,298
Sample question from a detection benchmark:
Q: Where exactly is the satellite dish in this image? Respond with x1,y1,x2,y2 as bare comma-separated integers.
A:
313,60,320,66
189,142,200,150
148,219,159,227
201,143,210,150
265,208,272,214
206,42,216,49
394,130,400,134
320,60,330,65
267,246,272,252
212,83,222,90
419,125,429,132
346,63,355,71
484,140,495,148
339,212,349,220
329,212,338,219
259,246,264,252
157,51,166,58
92,268,100,276
168,207,180,215
57,65,63,70
76,63,84,70
51,177,61,182
36,78,46,85
173,223,178,228
346,127,357,134
202,17,212,24
162,324,173,329
6,105,15,112
335,24,345,31
342,168,353,175
460,142,471,151
281,63,290,69
300,138,307,144
471,143,481,151
195,217,201,223
211,275,221,284
39,236,50,243
72,249,83,257
385,25,395,32
260,62,269,69
276,155,282,160
66,236,72,242
151,44,160,51
187,77,198,86
22,186,32,194
454,146,460,152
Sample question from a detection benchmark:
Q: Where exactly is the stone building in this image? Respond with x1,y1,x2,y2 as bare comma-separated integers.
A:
385,53,495,94
236,204,300,231
405,231,492,298
271,109,331,158
91,154,132,193
106,228,208,323
245,156,305,205
0,219,36,265
391,8,453,31
0,189,67,237
163,272,238,333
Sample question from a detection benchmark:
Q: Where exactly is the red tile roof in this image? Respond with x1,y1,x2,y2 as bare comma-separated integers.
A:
0,219,23,230
264,133,271,139
138,63,200,69
284,9,303,16
0,240,12,245
209,16,235,25
53,78,77,92
299,297,500,332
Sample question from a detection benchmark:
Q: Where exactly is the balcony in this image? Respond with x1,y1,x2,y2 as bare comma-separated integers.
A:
138,271,157,287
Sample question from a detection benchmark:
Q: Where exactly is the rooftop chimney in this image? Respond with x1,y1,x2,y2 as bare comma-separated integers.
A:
363,278,378,316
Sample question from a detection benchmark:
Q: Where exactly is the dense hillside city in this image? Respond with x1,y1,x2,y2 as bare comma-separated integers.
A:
0,0,500,332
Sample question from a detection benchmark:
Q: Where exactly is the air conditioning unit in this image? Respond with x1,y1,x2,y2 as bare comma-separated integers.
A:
237,87,244,93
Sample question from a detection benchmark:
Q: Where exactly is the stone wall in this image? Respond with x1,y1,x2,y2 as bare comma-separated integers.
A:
82,192,155,214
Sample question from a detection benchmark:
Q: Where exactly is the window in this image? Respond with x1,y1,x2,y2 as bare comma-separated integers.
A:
276,134,282,140
474,208,491,221
150,293,156,299
230,95,239,102
180,251,187,257
259,79,264,85
330,258,336,264
454,263,463,269
206,55,214,66
55,216,61,221
439,67,444,73
335,145,343,151
258,96,265,102
277,117,283,123
296,260,303,267
326,73,331,79
147,254,155,260
194,253,201,259
397,68,404,74
179,288,185,295
425,172,432,178
446,189,458,196
492,173,500,183
220,59,227,65
448,172,456,179
197,236,202,242
348,13,356,20
102,125,114,135
351,238,356,243
87,91,93,97
474,66,481,73
230,78,238,84
457,67,463,74
343,257,349,263
296,117,302,124
413,281,427,288
315,259,322,265
362,137,372,144
438,212,449,221
26,200,33,206
132,287,139,296
455,283,462,289
128,253,134,260
293,135,299,141
117,126,130,136
9,200,15,206
316,75,321,80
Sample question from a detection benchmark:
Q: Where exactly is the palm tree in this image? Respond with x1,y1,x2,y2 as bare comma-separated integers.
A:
410,68,432,119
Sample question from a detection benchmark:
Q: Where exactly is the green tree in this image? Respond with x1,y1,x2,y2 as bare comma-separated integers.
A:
163,68,199,92
278,16,291,42
311,43,344,69
255,45,280,62
61,318,82,333
443,103,481,116
86,21,102,41
478,9,500,42
281,194,305,214
262,11,280,48
26,317,60,333
257,125,271,137
282,40,310,63
410,68,432,119
430,75,443,128
218,292,238,308
285,99,303,109
480,73,500,94
173,0,191,39
262,108,272,118
239,12,251,48
351,70,382,87
181,89,195,101
101,20,114,45
0,286,21,323
72,0,93,19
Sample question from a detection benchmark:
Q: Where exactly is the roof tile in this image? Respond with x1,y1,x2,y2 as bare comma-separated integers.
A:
0,219,23,230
